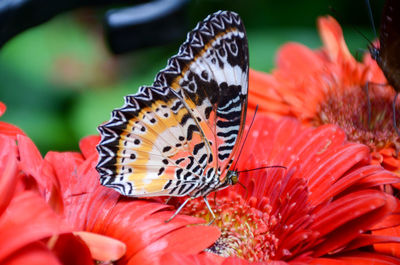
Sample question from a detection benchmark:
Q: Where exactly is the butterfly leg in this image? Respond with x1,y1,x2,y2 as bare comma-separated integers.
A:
165,197,193,223
165,196,173,204
213,192,218,205
203,196,216,225
364,82,372,128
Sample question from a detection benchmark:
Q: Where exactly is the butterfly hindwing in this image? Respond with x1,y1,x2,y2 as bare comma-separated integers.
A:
96,10,249,198
97,87,208,196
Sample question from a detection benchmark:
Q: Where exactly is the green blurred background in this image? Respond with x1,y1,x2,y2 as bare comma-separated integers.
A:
0,0,383,154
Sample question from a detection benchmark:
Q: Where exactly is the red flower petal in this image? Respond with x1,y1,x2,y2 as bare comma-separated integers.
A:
17,135,48,191
0,192,70,261
90,199,206,262
39,158,64,214
248,70,292,118
333,251,400,264
157,225,220,254
128,225,220,265
51,233,92,265
43,151,85,202
1,242,62,265
0,121,25,139
0,135,18,216
310,258,347,265
73,231,126,262
317,16,354,64
373,226,400,257
79,135,100,160
372,200,400,230
161,252,224,265
298,142,370,202
220,257,289,265
311,191,395,256
277,43,324,78
249,70,283,102
342,166,400,191
344,234,400,252
382,156,400,171
0,102,6,117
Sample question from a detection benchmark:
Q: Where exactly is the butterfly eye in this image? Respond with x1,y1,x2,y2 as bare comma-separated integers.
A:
231,172,239,185
227,171,238,185
368,45,379,59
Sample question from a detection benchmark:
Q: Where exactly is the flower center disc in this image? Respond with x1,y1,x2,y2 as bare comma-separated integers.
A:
181,193,281,262
312,84,400,152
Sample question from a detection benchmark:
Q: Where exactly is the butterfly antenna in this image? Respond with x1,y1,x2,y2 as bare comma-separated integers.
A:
364,82,372,129
365,0,378,40
329,6,374,47
232,105,259,170
236,165,287,199
237,165,287,173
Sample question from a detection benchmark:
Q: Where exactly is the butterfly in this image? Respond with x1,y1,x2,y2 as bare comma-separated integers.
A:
368,0,400,134
96,10,249,222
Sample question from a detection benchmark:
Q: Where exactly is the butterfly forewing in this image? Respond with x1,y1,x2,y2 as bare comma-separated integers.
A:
96,10,249,198
155,12,249,183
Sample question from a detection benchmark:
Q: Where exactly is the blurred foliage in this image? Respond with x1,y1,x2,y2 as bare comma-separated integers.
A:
0,0,380,154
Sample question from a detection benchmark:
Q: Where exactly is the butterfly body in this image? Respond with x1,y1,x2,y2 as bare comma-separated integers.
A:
368,0,400,92
96,10,249,208
367,0,400,135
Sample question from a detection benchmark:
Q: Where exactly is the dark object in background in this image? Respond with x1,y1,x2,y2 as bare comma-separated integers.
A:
368,0,400,93
368,0,400,135
0,0,122,49
105,0,189,54
0,0,189,53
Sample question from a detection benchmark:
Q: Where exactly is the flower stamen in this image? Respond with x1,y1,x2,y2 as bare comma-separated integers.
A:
181,192,280,261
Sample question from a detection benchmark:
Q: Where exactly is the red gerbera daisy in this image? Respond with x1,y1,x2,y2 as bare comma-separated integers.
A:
247,16,400,260
0,105,125,264
248,16,400,180
162,115,400,264
0,132,94,264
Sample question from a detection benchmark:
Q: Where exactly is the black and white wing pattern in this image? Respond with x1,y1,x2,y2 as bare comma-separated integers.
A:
96,10,249,198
